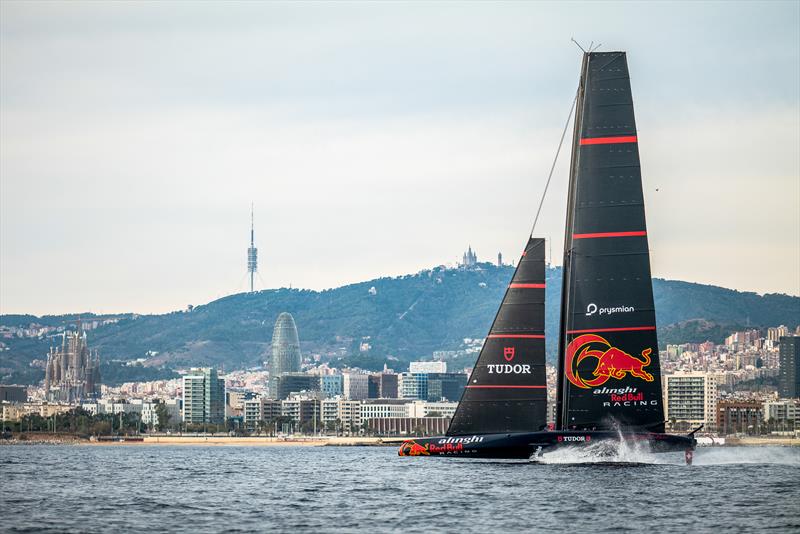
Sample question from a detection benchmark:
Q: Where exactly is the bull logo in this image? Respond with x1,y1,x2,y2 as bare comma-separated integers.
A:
398,440,430,456
503,346,515,362
565,334,654,389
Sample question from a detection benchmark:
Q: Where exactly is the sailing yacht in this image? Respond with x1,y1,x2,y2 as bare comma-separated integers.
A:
398,50,699,463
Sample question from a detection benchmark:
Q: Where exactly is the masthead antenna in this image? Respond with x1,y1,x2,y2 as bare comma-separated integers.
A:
571,37,587,53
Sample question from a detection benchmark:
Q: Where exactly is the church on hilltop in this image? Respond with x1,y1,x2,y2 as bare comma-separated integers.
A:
461,246,478,267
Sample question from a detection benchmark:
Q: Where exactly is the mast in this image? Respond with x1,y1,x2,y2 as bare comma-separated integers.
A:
447,237,547,436
556,51,665,432
557,53,589,430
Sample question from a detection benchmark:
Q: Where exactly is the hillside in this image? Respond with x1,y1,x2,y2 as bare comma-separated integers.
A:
1,264,798,385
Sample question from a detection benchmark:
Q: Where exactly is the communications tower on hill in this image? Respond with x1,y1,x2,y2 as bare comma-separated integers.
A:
247,204,258,293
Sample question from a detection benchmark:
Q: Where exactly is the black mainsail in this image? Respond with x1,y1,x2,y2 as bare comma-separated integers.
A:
556,51,665,432
447,237,547,435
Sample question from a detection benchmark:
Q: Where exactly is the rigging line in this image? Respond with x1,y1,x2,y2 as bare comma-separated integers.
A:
529,86,579,237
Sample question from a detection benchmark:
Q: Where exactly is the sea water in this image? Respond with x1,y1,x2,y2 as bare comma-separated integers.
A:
1,445,798,532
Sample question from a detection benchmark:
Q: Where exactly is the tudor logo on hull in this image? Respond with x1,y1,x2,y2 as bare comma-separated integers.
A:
565,334,654,389
557,435,591,443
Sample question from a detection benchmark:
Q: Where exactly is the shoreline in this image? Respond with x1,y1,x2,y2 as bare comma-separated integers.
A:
1,434,405,447
2,434,798,447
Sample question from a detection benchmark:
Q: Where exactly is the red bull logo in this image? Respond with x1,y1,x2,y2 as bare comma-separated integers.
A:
428,442,464,453
565,334,654,389
398,440,430,456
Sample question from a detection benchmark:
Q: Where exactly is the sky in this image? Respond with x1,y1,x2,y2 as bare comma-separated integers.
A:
1,1,798,316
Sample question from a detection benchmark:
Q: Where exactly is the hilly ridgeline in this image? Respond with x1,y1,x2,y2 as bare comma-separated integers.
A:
1,264,798,385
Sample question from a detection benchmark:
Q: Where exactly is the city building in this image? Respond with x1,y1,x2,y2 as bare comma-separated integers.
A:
398,371,465,402
664,372,718,432
368,375,381,399
778,336,799,398
44,325,101,402
182,368,226,424
364,416,450,436
427,373,467,402
321,399,363,434
320,375,343,398
409,361,447,374
281,396,322,432
269,312,302,391
717,400,764,436
379,373,399,398
1,402,25,422
366,372,401,399
342,372,369,400
272,373,319,400
140,399,182,428
359,399,409,420
0,385,27,403
406,400,458,418
243,397,281,430
321,399,339,426
226,389,256,417
1,401,73,421
763,398,799,431
768,326,790,342
399,373,427,400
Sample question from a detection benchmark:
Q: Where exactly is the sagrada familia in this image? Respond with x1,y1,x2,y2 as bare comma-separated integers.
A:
44,323,101,402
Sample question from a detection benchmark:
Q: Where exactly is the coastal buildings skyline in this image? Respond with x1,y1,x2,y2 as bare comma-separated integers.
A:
4,316,799,439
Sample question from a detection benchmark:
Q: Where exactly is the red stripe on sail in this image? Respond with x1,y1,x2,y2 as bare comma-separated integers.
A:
566,326,656,334
487,334,545,339
573,231,646,239
508,283,545,289
579,136,638,145
466,385,546,389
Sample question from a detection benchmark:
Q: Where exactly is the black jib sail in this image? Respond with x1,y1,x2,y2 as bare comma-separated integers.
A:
447,237,547,436
556,51,665,433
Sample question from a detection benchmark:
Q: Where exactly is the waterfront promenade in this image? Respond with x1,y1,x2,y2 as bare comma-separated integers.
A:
112,435,398,446
0,433,402,446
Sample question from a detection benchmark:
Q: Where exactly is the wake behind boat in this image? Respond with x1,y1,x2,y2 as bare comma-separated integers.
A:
399,50,698,464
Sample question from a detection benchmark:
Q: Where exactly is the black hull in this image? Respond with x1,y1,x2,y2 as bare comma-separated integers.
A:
398,430,695,460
